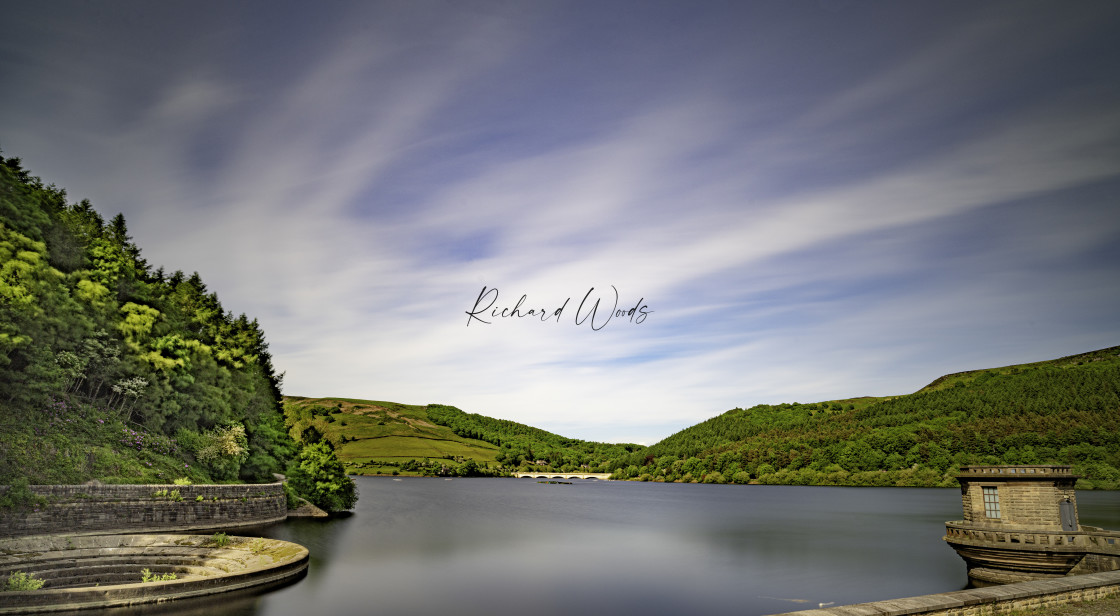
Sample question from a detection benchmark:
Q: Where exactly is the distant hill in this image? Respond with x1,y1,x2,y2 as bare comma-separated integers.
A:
287,346,1120,487
281,397,641,477
915,346,1120,393
612,346,1120,488
282,398,498,476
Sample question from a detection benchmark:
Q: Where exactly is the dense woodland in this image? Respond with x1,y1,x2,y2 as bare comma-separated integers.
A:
427,403,642,472
609,348,1120,488
0,154,353,510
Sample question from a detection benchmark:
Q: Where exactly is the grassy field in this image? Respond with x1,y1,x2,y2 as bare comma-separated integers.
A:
915,346,1120,394
282,397,500,475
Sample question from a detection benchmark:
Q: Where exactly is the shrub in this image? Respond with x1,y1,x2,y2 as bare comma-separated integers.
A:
186,424,249,481
210,532,229,547
4,570,44,591
0,478,46,510
172,477,192,486
140,568,177,582
288,441,357,513
282,482,302,510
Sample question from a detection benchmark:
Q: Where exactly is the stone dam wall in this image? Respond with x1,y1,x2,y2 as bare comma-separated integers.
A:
0,482,287,538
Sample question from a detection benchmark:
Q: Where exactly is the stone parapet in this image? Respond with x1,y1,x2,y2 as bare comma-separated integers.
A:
957,465,1077,479
770,570,1120,616
0,482,287,538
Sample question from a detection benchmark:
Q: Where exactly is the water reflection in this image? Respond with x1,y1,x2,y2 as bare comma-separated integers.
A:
78,479,1120,616
250,479,970,616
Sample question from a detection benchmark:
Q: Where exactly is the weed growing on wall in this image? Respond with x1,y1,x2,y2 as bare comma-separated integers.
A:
3,570,44,591
139,568,177,582
0,478,48,510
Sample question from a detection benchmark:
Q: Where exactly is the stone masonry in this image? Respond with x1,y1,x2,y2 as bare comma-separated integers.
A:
958,465,1078,530
772,570,1120,616
0,482,287,537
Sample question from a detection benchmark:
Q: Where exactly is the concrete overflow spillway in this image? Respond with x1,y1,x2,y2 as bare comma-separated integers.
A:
0,533,308,613
0,481,309,612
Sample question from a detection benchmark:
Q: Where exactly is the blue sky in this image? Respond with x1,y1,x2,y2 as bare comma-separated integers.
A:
3,1,1119,444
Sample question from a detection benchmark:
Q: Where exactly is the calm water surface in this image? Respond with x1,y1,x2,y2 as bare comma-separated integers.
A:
99,477,1120,616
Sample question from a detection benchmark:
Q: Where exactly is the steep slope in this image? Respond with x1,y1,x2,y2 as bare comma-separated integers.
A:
613,347,1120,488
0,153,293,488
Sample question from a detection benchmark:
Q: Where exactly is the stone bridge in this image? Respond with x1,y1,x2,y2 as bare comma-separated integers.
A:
512,472,613,480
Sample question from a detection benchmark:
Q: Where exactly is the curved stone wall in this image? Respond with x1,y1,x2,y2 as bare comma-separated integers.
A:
0,483,287,538
0,533,308,613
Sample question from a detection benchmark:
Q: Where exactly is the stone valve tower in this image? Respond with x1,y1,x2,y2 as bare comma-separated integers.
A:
944,465,1120,586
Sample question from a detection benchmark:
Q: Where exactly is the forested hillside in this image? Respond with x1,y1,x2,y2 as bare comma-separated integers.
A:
0,154,311,495
426,404,642,471
282,398,642,476
611,347,1120,488
289,346,1120,487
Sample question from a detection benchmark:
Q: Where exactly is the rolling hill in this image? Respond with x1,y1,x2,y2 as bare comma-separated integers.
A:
282,398,501,476
612,346,1120,487
282,397,642,476
287,346,1120,487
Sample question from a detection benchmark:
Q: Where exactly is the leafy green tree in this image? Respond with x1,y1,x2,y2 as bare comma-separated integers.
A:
0,152,294,485
288,441,357,513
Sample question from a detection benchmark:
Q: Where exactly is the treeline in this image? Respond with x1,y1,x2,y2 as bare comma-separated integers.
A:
0,154,320,497
352,458,506,478
426,404,642,472
610,349,1120,488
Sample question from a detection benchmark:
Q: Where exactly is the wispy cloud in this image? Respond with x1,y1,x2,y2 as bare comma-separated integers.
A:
2,2,1118,443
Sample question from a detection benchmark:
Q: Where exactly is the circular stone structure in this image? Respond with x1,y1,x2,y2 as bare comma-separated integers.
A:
0,533,308,613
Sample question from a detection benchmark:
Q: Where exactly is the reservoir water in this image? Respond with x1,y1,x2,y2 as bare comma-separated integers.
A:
97,477,1120,616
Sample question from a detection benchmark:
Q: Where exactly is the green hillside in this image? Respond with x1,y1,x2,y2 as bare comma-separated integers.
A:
0,151,355,513
0,153,294,488
915,346,1120,393
287,346,1120,487
611,347,1120,488
283,398,501,476
282,397,642,476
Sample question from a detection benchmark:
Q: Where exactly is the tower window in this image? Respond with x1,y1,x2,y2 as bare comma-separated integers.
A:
982,486,1000,519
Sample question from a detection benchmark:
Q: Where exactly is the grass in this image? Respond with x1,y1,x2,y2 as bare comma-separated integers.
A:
283,397,501,474
916,346,1120,394
340,435,498,460
0,398,210,486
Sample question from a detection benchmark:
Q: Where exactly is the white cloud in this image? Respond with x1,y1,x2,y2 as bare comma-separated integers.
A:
3,2,1118,443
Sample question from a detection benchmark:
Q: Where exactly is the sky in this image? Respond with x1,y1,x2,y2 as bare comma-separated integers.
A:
2,1,1119,445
